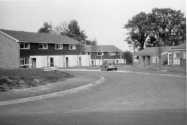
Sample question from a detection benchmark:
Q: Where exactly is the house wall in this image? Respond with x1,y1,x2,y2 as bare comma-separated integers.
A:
20,43,80,57
0,32,19,68
90,59,124,66
29,55,91,68
79,55,91,66
90,52,122,59
168,50,186,66
151,56,159,64
138,56,152,65
88,51,124,66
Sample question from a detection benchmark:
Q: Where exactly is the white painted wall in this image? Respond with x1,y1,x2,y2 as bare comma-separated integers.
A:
29,55,91,68
79,55,91,66
91,59,124,66
30,56,48,68
173,53,180,65
29,55,124,68
65,55,78,67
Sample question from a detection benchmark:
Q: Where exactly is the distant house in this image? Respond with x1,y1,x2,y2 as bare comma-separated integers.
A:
85,45,124,66
167,43,186,66
135,47,170,66
0,29,90,68
135,43,186,67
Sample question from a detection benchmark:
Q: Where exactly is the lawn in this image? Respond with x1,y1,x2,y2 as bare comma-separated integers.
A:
0,68,73,91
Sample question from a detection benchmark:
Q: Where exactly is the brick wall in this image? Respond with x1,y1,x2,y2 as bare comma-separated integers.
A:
0,32,19,68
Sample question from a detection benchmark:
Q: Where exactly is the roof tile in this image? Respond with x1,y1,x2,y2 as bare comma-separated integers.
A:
1,29,79,44
85,45,122,52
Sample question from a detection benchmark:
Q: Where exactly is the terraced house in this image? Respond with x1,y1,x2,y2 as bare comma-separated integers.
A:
0,29,90,68
85,45,124,66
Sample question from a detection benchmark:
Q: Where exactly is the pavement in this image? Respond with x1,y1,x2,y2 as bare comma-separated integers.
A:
62,68,186,78
0,70,186,125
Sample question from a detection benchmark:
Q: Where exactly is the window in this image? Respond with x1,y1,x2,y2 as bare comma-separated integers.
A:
39,43,48,49
69,45,76,50
20,43,30,49
152,56,159,64
97,52,103,56
55,44,63,50
20,57,29,66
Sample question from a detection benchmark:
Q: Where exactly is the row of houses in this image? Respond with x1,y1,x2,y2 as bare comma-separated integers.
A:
0,29,124,69
135,43,186,66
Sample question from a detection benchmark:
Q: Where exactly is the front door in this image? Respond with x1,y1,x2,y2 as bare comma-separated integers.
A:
31,58,36,68
50,57,54,67
65,57,69,67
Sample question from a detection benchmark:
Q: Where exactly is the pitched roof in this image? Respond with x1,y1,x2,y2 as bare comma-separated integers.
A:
85,45,123,52
170,43,186,50
135,47,170,56
0,29,79,44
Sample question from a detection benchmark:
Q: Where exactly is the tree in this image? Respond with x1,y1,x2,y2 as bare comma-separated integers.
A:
54,20,87,42
67,20,87,41
91,39,97,46
85,39,97,46
124,8,186,50
53,22,69,35
38,22,52,33
123,51,133,64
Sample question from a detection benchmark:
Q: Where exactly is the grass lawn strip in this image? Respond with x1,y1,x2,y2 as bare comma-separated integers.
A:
0,68,73,92
0,71,100,101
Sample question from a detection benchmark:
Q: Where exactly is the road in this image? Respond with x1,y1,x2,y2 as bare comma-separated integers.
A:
0,71,186,125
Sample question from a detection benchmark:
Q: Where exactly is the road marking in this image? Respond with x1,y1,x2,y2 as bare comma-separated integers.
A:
0,76,105,106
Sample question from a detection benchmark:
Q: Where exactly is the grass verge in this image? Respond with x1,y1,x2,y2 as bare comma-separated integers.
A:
0,68,73,92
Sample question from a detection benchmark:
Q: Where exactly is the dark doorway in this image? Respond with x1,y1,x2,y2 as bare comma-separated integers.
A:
66,57,69,67
31,58,36,68
79,57,82,66
50,57,54,67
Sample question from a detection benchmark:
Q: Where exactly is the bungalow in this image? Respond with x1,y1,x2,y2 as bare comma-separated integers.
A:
85,45,124,66
0,29,90,68
167,43,186,66
135,47,170,66
135,43,186,66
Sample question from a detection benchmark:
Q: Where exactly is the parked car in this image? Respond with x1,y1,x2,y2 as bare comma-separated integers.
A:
101,63,118,71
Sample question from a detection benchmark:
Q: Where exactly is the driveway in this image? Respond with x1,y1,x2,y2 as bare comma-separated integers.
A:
0,71,185,125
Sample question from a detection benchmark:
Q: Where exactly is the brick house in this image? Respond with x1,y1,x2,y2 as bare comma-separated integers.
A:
0,29,90,68
85,45,124,66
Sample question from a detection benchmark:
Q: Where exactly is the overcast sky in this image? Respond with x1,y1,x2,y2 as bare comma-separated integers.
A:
0,0,185,51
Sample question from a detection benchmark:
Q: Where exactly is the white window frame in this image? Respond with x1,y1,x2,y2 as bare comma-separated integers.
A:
55,44,63,50
39,43,48,49
20,57,29,66
168,53,172,65
20,43,30,49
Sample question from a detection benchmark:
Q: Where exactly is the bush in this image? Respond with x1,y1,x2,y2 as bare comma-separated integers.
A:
162,60,168,65
123,51,133,64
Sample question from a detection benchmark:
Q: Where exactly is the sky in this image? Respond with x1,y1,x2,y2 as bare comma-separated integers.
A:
0,0,185,51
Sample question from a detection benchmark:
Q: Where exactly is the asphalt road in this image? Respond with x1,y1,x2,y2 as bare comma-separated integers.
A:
0,71,186,125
